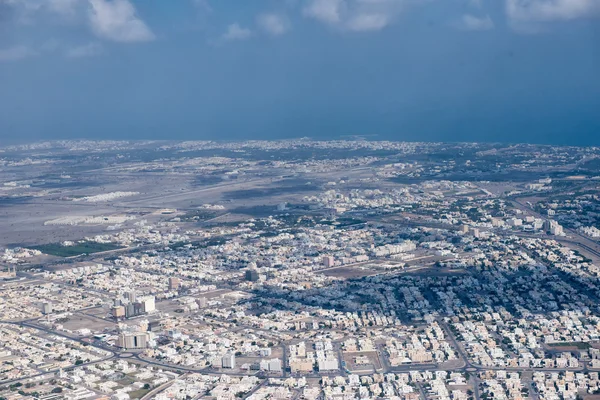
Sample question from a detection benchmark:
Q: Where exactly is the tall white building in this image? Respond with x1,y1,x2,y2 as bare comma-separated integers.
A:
41,302,53,315
125,291,137,303
546,220,564,236
140,296,156,313
222,353,236,369
117,332,148,349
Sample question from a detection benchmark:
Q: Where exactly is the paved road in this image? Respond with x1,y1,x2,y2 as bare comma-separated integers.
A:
0,319,116,357
0,355,115,386
243,379,268,399
511,199,600,254
0,319,115,386
4,205,600,399
437,319,470,369
470,375,481,400
417,382,427,400
140,374,186,400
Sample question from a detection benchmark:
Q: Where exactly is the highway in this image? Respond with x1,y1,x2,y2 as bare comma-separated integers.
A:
2,306,597,399
3,205,600,398
511,198,600,257
0,319,116,386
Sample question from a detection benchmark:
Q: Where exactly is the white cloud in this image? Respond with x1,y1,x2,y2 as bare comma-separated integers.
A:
89,0,155,43
303,0,345,24
303,0,412,32
257,13,291,36
346,13,389,31
459,14,494,30
66,42,103,58
0,45,37,62
506,0,598,22
222,23,252,41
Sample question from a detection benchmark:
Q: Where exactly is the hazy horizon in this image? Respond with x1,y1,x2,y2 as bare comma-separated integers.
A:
1,0,599,146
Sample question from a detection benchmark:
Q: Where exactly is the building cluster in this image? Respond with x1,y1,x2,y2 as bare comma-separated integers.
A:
385,322,457,366
535,191,600,234
0,282,104,321
0,359,181,400
288,341,339,374
3,140,600,399
0,247,41,264
0,323,111,383
111,292,156,320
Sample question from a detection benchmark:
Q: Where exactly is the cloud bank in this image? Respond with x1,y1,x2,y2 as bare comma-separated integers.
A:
89,0,155,43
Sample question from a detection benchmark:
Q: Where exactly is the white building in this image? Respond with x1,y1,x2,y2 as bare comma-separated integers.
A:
140,296,156,313
222,353,236,369
318,358,339,371
117,332,149,349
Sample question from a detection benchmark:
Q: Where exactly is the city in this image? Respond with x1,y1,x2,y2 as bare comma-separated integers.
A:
2,140,600,399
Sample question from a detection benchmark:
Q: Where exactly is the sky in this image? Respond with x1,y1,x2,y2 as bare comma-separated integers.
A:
0,0,599,145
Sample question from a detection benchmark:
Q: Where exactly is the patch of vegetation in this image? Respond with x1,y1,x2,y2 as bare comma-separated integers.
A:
31,242,123,257
320,217,366,229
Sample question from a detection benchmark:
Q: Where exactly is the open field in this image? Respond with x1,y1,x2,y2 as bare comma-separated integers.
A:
31,242,123,257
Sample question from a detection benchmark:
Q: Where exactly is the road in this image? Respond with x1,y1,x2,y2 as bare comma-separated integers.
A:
140,374,186,400
120,176,275,206
282,344,289,378
2,309,593,400
417,383,427,400
0,319,115,386
511,198,600,256
437,320,470,369
243,379,268,399
470,374,481,400
4,203,600,398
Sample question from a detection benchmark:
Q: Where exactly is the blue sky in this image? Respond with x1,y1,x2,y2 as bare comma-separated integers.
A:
0,0,599,145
